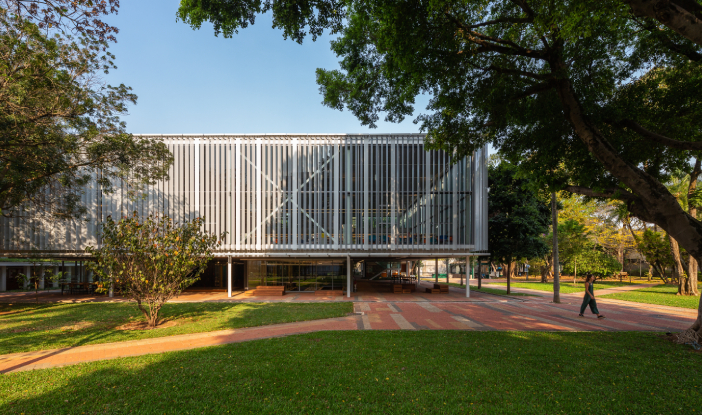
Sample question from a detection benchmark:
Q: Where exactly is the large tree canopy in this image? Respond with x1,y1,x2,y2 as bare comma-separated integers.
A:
0,8,171,219
177,0,702,330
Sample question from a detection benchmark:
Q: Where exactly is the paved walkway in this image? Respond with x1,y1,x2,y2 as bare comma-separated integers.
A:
0,283,486,303
0,292,695,374
471,281,663,297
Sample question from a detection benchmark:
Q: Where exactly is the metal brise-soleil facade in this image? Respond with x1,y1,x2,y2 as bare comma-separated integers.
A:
0,134,488,257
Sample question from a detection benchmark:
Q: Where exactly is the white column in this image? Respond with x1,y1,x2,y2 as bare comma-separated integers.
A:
227,138,233,250
194,137,200,218
24,265,30,289
347,255,351,298
363,139,368,250
453,162,458,250
256,138,262,250
466,256,471,298
292,137,299,250
391,141,396,250
425,151,431,249
0,266,6,291
235,137,241,251
446,258,450,283
434,258,438,284
52,266,59,288
334,140,340,249
227,256,232,298
39,265,45,289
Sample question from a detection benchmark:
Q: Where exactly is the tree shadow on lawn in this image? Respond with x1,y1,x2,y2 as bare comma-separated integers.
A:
0,302,351,355
1,331,701,414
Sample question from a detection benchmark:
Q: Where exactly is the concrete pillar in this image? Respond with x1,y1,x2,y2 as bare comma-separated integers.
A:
466,256,471,298
24,265,31,289
446,258,450,283
39,265,45,289
227,256,232,298
0,266,6,291
347,255,351,298
435,258,438,283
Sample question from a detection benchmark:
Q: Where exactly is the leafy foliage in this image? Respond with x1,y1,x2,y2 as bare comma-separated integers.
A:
0,9,172,219
87,213,225,328
637,229,675,279
562,242,622,277
488,161,550,268
557,219,589,268
3,0,121,42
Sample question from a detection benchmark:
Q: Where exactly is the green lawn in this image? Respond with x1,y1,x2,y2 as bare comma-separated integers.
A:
489,281,637,294
2,331,701,414
601,284,702,309
444,282,537,297
0,302,352,355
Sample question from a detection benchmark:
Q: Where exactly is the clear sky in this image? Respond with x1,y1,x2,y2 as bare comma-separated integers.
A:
103,1,430,135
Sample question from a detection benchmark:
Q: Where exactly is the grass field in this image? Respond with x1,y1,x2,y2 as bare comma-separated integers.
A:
443,282,537,297
1,331,701,414
489,281,637,294
0,302,352,355
601,284,702,309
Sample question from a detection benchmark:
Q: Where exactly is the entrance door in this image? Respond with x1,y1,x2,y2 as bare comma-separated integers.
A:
232,263,245,290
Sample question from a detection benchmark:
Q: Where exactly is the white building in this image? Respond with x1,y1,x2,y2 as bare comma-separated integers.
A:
0,134,488,296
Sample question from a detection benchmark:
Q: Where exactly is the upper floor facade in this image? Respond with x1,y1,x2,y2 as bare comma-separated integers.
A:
0,134,488,257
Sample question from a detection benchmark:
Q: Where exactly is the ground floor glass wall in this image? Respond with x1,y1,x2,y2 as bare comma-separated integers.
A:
247,260,347,292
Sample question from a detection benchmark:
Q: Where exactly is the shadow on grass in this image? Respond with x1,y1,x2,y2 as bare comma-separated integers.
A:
0,302,352,355
1,331,701,414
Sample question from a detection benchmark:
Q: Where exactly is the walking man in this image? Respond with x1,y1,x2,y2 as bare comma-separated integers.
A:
579,273,605,319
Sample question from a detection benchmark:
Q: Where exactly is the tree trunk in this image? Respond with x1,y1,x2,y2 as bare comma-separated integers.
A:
669,235,691,295
689,257,699,296
478,261,482,289
551,61,702,327
506,261,511,295
552,192,561,303
574,258,577,285
653,263,669,284
147,308,161,328
478,264,490,289
687,158,701,296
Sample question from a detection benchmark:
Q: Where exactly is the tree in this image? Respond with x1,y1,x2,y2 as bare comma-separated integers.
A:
637,229,676,282
488,161,550,294
557,219,589,284
3,0,120,42
87,213,224,328
0,9,172,220
563,241,622,278
175,0,702,334
665,166,701,295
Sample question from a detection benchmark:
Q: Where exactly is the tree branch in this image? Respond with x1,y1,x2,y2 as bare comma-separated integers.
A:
510,81,556,100
634,18,702,61
564,185,638,201
625,0,702,45
445,12,547,60
462,16,533,29
619,119,702,150
509,0,537,17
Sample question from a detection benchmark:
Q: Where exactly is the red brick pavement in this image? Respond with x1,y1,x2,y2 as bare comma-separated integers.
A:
0,292,695,374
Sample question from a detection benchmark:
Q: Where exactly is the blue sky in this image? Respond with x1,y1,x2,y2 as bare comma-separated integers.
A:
104,1,430,135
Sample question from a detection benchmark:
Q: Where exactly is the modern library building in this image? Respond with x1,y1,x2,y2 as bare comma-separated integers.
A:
0,134,488,296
